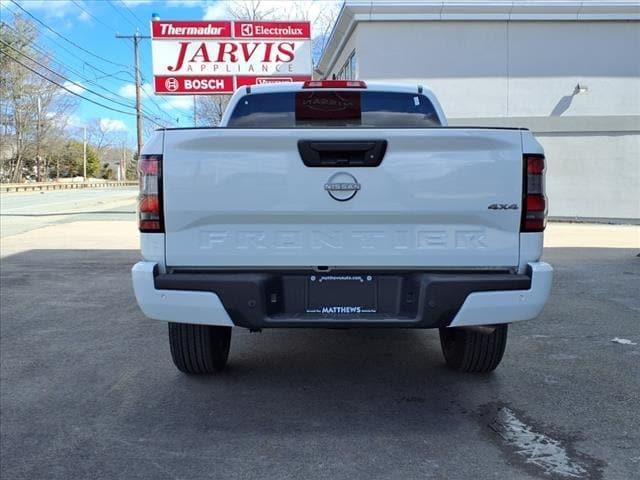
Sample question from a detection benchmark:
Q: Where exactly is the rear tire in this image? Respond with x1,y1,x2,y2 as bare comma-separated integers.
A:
439,325,508,373
168,323,231,374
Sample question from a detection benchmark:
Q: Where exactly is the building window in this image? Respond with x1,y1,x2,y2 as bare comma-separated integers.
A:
337,50,356,80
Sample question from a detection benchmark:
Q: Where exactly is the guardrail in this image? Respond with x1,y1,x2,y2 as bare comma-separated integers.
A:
0,181,137,193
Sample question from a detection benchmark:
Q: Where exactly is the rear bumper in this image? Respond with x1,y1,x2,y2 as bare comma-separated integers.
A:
131,262,234,327
132,262,552,328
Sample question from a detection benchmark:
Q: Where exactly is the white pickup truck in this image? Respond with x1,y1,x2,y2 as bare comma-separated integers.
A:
132,80,552,374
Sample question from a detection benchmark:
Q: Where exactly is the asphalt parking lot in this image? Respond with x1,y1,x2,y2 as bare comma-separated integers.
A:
1,243,638,480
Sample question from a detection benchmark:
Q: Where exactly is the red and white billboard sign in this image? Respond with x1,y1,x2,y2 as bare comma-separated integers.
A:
151,20,312,95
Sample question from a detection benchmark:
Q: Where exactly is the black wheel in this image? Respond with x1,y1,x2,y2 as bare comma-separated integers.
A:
439,325,508,373
168,323,231,374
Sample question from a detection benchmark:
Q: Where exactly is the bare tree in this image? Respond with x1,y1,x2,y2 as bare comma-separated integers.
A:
196,95,230,127
309,2,341,64
276,1,342,61
85,119,125,159
0,17,77,182
226,0,276,21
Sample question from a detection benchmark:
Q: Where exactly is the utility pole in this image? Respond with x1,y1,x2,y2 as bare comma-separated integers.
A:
193,96,197,126
116,30,150,159
83,126,87,180
36,96,41,182
121,141,126,181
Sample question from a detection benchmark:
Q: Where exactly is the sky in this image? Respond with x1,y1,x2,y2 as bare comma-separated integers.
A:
1,0,341,146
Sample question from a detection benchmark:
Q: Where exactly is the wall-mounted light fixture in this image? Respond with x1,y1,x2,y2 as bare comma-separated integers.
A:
574,83,588,94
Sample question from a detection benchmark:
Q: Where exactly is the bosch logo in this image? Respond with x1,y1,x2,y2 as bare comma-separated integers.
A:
324,172,361,202
240,24,253,36
164,77,179,92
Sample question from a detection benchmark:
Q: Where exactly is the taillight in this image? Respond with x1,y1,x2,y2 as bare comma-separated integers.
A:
138,154,163,233
302,80,367,89
521,154,547,232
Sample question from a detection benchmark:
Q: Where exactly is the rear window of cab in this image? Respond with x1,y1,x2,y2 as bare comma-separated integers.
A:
227,91,441,128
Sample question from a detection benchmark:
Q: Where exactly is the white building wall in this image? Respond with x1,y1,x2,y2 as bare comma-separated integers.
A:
507,22,639,118
355,21,510,117
541,133,640,220
329,20,640,220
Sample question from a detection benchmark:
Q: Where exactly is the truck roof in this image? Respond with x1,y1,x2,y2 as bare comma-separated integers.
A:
238,81,433,96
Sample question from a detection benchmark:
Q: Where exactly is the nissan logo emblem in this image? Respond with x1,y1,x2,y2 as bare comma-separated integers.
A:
324,172,360,202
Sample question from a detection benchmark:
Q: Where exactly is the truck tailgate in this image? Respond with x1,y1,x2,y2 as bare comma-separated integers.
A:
162,128,523,268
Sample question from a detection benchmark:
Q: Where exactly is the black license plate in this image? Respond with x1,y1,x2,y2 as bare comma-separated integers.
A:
306,275,377,314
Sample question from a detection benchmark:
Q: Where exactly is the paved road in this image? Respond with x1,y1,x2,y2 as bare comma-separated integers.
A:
0,189,137,237
1,246,638,479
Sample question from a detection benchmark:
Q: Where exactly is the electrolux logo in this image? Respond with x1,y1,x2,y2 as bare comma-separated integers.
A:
236,23,305,37
257,25,304,36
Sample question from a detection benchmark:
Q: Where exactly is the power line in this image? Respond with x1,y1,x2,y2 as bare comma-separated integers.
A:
140,73,188,116
2,38,174,125
70,0,119,34
1,21,174,125
1,21,130,95
0,11,134,84
88,0,177,124
8,0,131,69
92,3,173,123
2,7,176,127
117,0,147,28
128,80,179,125
1,40,139,111
106,0,137,29
140,86,183,123
4,51,166,127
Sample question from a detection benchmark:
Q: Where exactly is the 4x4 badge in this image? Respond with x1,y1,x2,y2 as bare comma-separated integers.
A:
488,203,519,210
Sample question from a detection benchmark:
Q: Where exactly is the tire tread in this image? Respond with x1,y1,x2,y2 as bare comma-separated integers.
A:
168,323,231,374
439,325,508,373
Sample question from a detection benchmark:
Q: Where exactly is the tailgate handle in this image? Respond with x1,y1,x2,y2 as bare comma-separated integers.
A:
298,140,387,167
